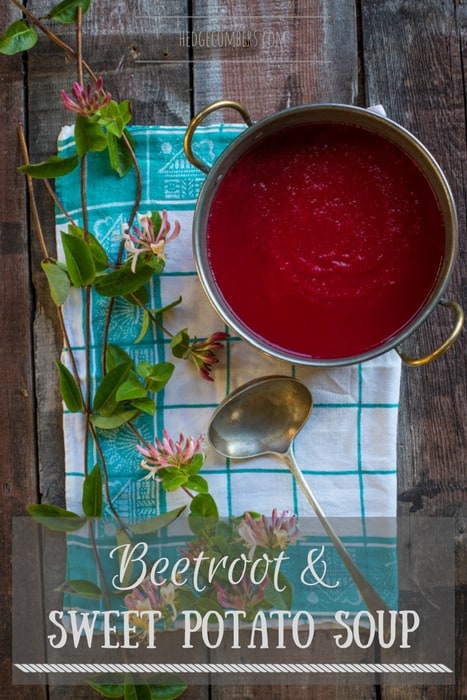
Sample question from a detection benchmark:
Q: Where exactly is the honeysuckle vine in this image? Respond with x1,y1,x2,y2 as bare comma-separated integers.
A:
2,2,299,697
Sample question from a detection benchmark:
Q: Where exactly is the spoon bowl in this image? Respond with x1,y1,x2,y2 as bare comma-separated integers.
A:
208,375,312,458
208,375,392,621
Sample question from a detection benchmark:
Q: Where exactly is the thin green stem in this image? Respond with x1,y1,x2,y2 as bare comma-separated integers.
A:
127,420,152,450
9,0,96,81
78,152,92,478
131,294,175,339
71,4,94,480
121,131,142,235
76,7,84,87
101,136,143,374
88,422,129,533
18,126,86,407
87,522,127,650
43,179,76,226
18,125,49,260
182,486,196,500
57,307,85,401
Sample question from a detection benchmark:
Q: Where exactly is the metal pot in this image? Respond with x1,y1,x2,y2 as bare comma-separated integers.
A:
184,100,463,367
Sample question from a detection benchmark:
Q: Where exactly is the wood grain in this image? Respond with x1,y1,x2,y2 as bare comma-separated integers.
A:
191,0,359,117
361,0,466,531
361,0,466,697
0,0,48,696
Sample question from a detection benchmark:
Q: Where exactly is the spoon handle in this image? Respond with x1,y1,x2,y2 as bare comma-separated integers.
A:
282,447,392,618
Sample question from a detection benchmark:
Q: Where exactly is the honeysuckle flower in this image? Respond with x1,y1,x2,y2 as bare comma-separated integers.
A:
237,509,298,556
214,576,268,615
137,429,205,480
178,533,211,562
124,576,178,637
123,211,180,272
60,76,112,116
188,331,230,381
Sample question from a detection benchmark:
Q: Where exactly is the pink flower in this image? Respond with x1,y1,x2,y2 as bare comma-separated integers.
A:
124,576,178,636
214,577,268,614
188,331,230,381
237,509,298,556
60,76,112,116
137,429,204,480
178,534,211,562
123,211,180,272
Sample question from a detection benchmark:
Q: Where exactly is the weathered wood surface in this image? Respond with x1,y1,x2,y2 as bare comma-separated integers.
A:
0,0,465,697
362,2,467,698
0,1,47,698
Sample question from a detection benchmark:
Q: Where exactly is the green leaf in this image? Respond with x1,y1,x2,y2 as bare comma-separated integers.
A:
148,254,165,273
61,231,96,286
41,260,71,306
130,506,186,535
186,453,205,475
160,469,188,492
99,100,132,137
87,677,125,698
136,361,154,378
90,409,139,430
147,682,188,700
55,360,83,412
194,592,224,616
188,493,219,534
18,154,79,178
175,588,197,612
0,19,38,55
170,329,190,359
189,492,219,517
264,571,294,610
94,261,155,298
134,309,150,344
150,211,163,233
129,397,156,415
93,362,132,416
146,362,175,393
47,0,92,23
106,131,133,177
185,474,209,494
123,681,151,700
125,285,150,307
137,361,174,393
82,464,103,517
74,114,108,155
106,344,133,371
26,504,86,532
92,675,173,699
154,296,183,315
67,224,109,271
55,579,102,599
115,372,147,402
134,296,182,344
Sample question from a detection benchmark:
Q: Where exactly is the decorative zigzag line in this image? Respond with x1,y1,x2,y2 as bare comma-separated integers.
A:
15,662,453,674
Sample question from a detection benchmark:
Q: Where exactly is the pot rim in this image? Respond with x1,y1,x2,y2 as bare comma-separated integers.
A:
191,102,459,367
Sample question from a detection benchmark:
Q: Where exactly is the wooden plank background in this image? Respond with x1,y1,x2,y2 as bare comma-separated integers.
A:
0,0,465,697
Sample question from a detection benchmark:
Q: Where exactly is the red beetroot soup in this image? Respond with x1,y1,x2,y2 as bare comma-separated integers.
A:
206,122,445,360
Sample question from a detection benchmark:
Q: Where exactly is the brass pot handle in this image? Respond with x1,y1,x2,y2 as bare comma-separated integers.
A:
183,99,253,174
396,299,464,366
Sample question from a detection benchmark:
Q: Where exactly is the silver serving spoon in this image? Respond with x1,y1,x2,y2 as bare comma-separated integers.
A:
208,375,392,619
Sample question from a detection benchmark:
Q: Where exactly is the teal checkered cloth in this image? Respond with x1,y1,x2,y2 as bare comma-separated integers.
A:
56,123,400,613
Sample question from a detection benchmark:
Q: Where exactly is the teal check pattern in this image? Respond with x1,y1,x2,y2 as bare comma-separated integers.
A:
56,124,400,613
